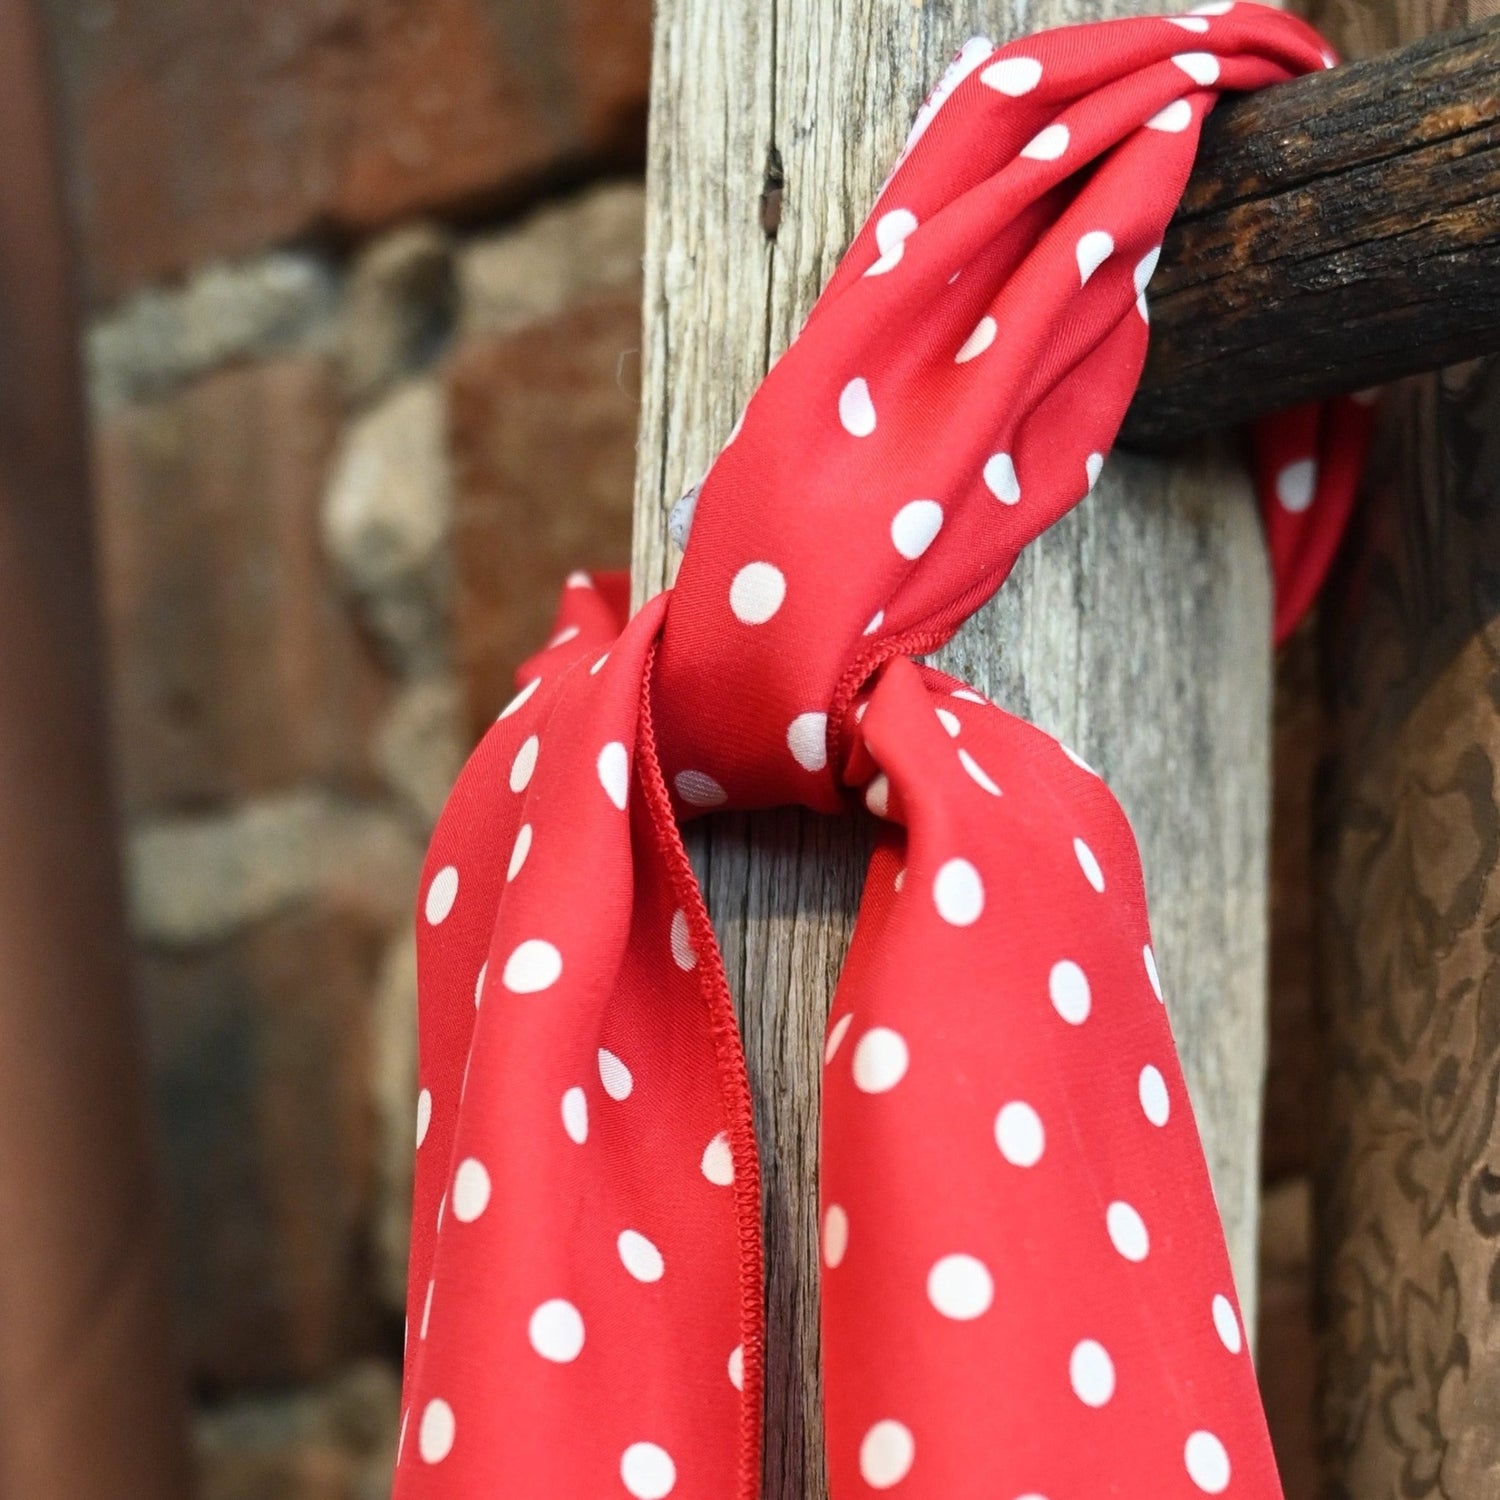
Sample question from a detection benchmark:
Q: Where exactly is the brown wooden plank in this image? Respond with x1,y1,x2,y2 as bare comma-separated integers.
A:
1125,14,1500,446
0,3,193,1497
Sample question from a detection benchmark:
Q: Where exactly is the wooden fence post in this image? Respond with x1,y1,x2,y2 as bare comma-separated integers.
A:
1311,0,1500,1494
632,4,1274,1496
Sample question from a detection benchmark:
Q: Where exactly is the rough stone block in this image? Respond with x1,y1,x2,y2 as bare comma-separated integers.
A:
88,252,340,410
44,0,651,303
94,358,388,814
339,224,457,407
322,377,454,676
196,1360,399,1500
447,289,640,731
458,181,645,338
140,902,396,1385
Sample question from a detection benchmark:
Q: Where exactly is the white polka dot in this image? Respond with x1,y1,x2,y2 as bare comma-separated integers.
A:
397,1407,409,1462
891,500,943,559
958,748,1001,795
1173,50,1220,84
864,610,884,635
1049,959,1091,1025
498,676,540,719
420,1278,435,1338
1147,97,1194,132
425,866,459,924
474,961,487,1007
1185,1431,1231,1493
1140,1064,1171,1126
894,867,905,891
618,1229,665,1282
1021,122,1070,160
983,451,1021,503
566,570,593,588
728,1344,744,1390
596,741,629,809
418,1398,455,1463
508,823,532,880
599,1048,633,1100
1168,15,1210,30
1134,246,1161,321
852,1027,909,1093
529,1298,585,1362
1086,452,1105,490
1144,943,1163,999
1074,837,1105,892
562,1086,588,1144
933,858,984,926
1213,1294,1243,1354
729,561,787,624
839,378,877,437
1276,457,1317,513
702,1131,734,1185
995,1101,1045,1166
788,712,829,772
1076,230,1114,286
927,1254,994,1320
502,939,562,993
451,1158,491,1222
867,209,918,274
1069,1340,1115,1407
590,653,609,674
825,1012,854,1063
982,54,1042,95
675,769,727,807
956,315,997,364
547,623,580,649
415,1088,432,1147
510,735,539,792
670,909,698,970
1060,741,1098,775
935,707,961,737
622,1442,676,1500
823,1204,849,1267
1107,1201,1150,1261
865,773,891,818
436,1193,445,1231
952,688,987,704
859,1420,915,1489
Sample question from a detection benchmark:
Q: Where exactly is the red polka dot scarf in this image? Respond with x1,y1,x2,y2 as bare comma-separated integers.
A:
396,6,1370,1497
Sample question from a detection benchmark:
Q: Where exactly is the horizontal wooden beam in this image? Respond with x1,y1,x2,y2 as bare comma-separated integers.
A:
1122,15,1500,448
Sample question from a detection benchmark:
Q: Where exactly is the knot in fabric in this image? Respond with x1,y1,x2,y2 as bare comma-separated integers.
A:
646,11,1364,816
394,10,1371,1500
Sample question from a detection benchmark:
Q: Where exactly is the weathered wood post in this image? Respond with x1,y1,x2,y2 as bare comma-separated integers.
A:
1311,0,1500,1494
633,4,1274,1496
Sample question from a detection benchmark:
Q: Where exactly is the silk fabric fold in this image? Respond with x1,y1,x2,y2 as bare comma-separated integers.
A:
394,8,1369,1496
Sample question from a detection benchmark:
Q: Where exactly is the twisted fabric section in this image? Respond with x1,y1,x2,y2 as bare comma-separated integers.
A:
395,8,1370,1498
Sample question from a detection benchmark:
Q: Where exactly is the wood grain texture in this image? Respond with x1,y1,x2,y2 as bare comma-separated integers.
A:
1308,0,1500,1494
633,5,1273,1495
1125,14,1500,447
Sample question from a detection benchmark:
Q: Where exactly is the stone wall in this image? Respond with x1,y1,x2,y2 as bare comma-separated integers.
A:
86,180,642,1496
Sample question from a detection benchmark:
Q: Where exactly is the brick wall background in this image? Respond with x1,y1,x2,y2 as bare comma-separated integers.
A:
41,6,1326,1496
